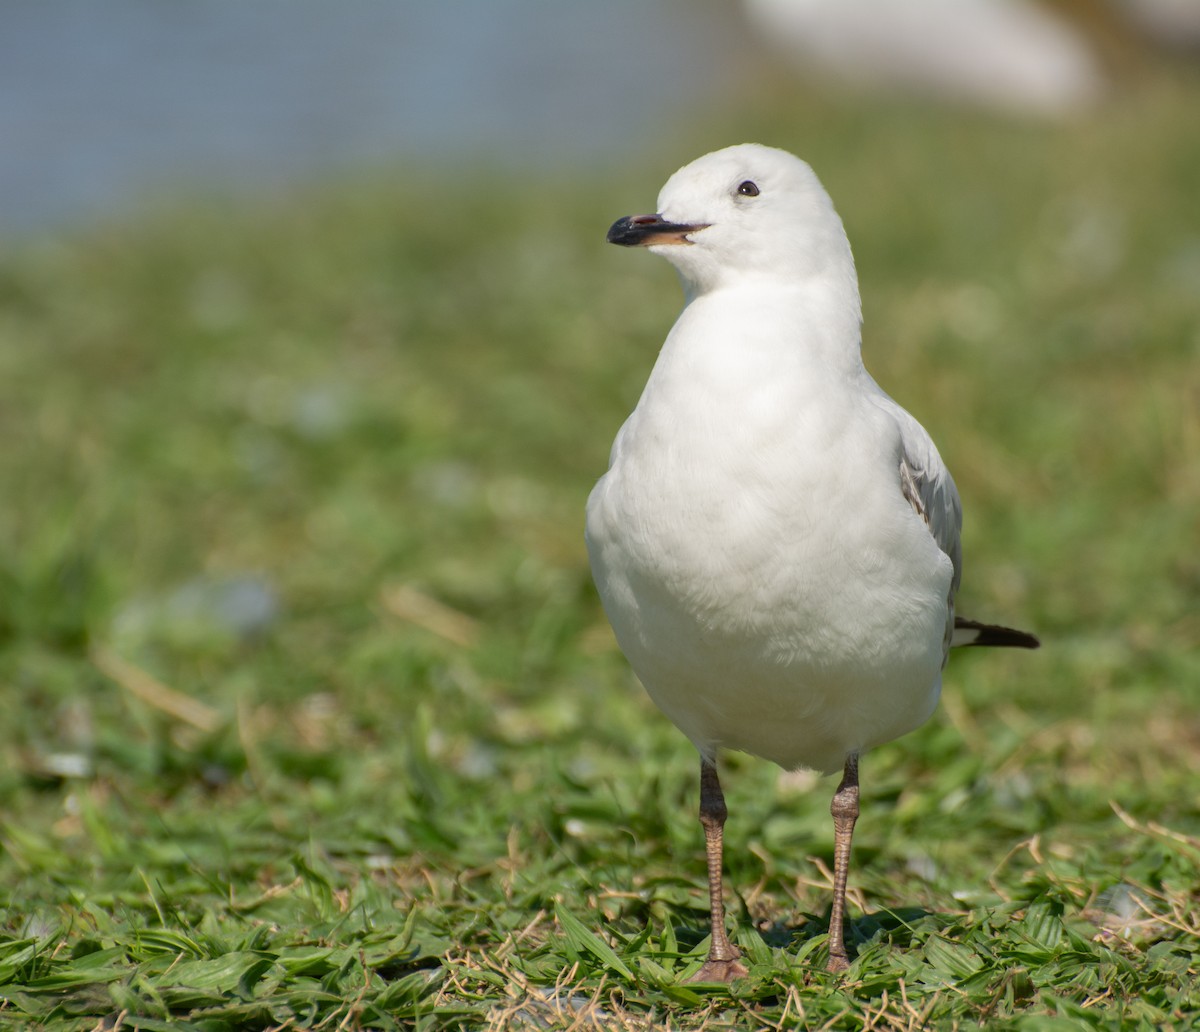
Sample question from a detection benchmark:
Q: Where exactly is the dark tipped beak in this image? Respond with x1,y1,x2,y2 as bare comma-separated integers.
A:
606,213,710,247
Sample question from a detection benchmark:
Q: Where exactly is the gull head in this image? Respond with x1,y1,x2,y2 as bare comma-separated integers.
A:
607,143,856,299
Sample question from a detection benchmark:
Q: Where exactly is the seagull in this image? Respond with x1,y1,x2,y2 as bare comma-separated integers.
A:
741,0,1103,119
585,144,1038,981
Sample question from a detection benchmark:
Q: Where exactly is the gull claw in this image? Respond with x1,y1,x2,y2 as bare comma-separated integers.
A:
825,951,850,975
686,956,749,984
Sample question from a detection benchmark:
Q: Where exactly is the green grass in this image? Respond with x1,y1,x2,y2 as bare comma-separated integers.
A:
1,62,1199,1030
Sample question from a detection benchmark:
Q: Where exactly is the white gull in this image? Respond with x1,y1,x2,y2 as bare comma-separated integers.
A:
586,143,1038,980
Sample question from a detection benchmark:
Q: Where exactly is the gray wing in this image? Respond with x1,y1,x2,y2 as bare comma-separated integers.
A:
867,378,1040,656
866,383,963,658
895,412,962,602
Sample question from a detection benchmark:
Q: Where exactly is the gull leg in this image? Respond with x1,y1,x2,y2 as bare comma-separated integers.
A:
826,752,860,973
687,756,748,983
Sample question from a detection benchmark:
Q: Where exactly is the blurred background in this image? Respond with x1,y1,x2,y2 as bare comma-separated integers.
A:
1,1,1199,1020
3,0,1199,842
2,0,738,235
8,0,1199,237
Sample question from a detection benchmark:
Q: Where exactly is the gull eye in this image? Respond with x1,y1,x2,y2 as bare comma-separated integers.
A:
737,180,760,197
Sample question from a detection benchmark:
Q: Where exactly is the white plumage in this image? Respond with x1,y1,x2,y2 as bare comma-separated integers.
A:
587,144,1037,979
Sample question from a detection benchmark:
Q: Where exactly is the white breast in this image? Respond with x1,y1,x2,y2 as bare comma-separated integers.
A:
586,290,953,774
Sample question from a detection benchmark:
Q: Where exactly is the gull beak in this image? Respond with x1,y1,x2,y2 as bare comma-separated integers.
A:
607,214,709,247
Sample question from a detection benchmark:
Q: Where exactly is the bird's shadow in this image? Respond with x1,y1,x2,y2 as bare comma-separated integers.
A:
760,904,938,959
669,903,939,971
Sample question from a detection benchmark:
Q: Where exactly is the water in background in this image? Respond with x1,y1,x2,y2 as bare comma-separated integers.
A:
1,1,734,236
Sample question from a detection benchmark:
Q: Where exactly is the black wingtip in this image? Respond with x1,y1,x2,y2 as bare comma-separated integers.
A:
953,618,1040,649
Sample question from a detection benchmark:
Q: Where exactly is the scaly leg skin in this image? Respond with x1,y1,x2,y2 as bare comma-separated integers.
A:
687,756,749,983
826,753,861,974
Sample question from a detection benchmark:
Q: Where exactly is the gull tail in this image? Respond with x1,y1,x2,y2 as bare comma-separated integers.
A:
952,617,1040,650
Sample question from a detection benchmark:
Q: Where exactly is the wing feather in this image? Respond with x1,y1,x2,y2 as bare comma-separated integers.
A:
867,379,1039,655
866,382,962,659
